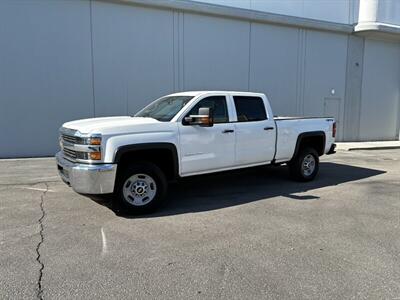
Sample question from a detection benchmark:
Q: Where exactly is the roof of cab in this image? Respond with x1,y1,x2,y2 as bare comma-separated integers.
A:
167,91,265,97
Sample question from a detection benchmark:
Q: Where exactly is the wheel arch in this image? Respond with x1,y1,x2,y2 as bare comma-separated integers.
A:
114,143,179,181
292,131,326,160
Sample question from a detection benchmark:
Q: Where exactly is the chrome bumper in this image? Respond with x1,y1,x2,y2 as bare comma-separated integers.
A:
55,151,117,194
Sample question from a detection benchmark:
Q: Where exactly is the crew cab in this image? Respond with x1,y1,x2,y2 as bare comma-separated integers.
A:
56,91,336,214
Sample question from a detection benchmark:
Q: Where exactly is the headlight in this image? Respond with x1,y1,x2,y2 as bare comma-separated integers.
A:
83,135,102,160
59,129,103,162
82,135,102,145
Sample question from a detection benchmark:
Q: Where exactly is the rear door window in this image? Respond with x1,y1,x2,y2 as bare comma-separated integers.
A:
233,96,267,122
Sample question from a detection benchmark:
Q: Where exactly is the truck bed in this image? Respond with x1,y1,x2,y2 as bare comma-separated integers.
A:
273,116,335,163
274,116,334,121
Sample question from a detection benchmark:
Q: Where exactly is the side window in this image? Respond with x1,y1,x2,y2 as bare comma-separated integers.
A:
233,96,267,122
186,96,229,123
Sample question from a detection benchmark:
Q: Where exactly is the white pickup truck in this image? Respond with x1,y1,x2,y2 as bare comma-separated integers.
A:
56,91,336,214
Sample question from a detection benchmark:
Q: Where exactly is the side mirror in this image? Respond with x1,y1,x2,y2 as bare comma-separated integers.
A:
184,107,214,127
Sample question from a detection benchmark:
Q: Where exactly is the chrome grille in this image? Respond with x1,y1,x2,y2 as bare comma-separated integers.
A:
59,127,101,163
62,134,78,144
63,147,77,160
61,132,78,161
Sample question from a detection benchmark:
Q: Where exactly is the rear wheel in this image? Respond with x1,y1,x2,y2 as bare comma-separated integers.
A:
288,147,319,181
114,162,167,214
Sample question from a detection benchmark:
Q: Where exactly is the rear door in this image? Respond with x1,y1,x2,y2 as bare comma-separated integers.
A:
232,95,276,165
178,95,235,175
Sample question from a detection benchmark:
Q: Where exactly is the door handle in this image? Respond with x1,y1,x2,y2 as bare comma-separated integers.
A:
222,129,234,133
264,127,274,131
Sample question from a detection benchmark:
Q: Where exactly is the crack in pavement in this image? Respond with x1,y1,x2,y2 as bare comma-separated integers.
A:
35,182,49,300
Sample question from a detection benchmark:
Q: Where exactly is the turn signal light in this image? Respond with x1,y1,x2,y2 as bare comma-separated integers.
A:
89,152,101,160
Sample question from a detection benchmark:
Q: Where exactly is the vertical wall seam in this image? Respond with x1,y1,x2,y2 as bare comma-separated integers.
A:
173,11,176,92
173,11,180,92
178,12,181,91
343,35,351,140
348,0,352,24
297,29,304,116
301,30,307,116
396,44,400,139
178,12,181,90
295,29,301,115
295,29,308,117
297,29,301,115
182,12,185,90
177,12,184,91
356,38,365,140
343,36,364,141
125,79,129,115
247,22,252,92
347,0,350,24
89,0,96,117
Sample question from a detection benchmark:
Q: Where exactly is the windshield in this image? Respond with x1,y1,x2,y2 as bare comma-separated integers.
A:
135,96,194,122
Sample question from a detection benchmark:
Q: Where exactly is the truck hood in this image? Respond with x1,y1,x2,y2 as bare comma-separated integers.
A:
62,116,162,134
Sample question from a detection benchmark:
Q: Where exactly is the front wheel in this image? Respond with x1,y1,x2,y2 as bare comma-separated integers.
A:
288,147,319,181
114,162,167,214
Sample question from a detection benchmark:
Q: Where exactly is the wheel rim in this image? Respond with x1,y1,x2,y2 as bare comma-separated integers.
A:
301,154,316,177
122,173,157,206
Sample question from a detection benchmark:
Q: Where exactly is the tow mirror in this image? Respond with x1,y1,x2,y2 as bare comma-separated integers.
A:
184,107,214,127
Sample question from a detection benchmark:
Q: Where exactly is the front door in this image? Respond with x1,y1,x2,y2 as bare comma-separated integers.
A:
178,95,235,176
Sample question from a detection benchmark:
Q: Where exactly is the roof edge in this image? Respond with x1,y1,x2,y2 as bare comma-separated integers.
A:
110,0,353,34
354,22,400,41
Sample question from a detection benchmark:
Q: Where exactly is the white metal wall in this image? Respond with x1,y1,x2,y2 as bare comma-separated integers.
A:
0,0,94,158
249,23,299,116
91,2,175,116
183,13,250,91
359,39,400,140
0,0,399,157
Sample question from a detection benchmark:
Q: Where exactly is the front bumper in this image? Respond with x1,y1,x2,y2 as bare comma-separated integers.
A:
55,151,117,194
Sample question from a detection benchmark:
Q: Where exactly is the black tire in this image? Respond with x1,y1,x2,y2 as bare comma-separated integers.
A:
114,162,167,215
288,147,319,182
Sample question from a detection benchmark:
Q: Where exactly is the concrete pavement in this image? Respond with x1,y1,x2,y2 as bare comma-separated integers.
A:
1,149,400,299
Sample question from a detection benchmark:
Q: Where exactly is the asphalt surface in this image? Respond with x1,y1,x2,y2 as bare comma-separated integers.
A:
1,149,399,299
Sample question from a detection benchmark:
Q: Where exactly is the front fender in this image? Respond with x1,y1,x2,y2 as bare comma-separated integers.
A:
103,131,179,163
